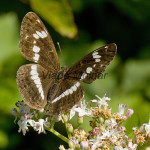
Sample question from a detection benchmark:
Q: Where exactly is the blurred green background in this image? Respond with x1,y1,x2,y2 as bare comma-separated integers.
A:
0,0,150,149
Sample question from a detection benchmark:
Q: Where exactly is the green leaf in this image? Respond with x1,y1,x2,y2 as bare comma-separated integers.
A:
112,0,150,23
30,0,78,38
121,59,150,92
0,13,19,62
0,130,8,149
0,78,21,113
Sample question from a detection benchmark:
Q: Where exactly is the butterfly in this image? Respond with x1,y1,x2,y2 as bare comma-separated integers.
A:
17,12,117,116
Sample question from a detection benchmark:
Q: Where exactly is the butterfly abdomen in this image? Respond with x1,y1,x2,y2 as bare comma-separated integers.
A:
47,83,59,102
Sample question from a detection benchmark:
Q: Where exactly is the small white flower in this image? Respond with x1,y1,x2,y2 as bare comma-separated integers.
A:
52,114,63,122
33,118,50,134
18,119,28,136
16,101,30,114
91,94,110,108
72,99,92,117
144,117,150,136
18,114,35,135
11,108,19,123
11,101,31,118
105,118,117,129
89,135,103,150
11,108,19,116
33,119,45,134
127,141,137,150
126,109,134,118
72,137,79,145
118,104,127,115
114,146,128,150
101,128,121,144
44,117,51,128
80,141,89,150
70,105,78,120
132,127,137,131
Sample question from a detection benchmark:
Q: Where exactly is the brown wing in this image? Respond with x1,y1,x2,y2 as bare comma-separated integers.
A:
17,64,53,110
47,43,116,115
48,79,84,115
65,43,117,83
20,12,59,72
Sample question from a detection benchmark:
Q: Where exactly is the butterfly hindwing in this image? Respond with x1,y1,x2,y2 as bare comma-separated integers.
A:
65,43,117,83
48,79,84,115
17,64,53,110
20,12,59,72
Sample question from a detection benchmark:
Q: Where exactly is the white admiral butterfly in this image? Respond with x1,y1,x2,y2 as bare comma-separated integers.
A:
17,12,117,115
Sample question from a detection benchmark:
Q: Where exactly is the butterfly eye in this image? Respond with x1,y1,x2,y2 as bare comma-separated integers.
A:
58,72,64,80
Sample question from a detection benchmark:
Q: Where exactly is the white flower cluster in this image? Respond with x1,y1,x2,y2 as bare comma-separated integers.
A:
60,95,137,150
11,95,150,150
11,101,50,135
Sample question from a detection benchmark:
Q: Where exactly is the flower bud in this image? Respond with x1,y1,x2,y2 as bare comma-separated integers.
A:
68,140,75,148
62,115,68,123
78,116,83,125
98,117,104,123
75,144,80,150
80,129,86,136
67,123,73,134
11,108,18,116
80,141,89,150
59,145,65,150
92,127,100,136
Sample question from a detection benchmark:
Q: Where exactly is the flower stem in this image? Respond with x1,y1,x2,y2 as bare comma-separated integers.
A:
50,120,55,129
65,122,72,138
46,127,69,143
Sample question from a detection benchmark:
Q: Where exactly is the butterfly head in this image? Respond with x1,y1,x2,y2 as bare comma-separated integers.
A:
56,66,68,81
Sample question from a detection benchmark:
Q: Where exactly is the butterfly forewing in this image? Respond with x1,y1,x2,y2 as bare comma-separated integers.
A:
20,12,59,72
17,64,53,110
65,43,117,83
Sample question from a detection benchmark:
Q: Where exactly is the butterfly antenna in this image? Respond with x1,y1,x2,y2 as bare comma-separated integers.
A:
57,42,66,66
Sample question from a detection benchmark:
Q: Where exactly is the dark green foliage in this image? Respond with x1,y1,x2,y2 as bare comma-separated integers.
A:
0,0,150,149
